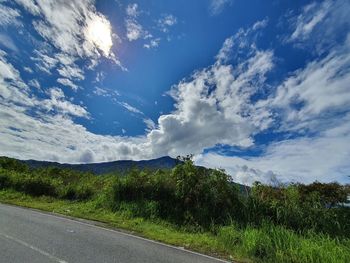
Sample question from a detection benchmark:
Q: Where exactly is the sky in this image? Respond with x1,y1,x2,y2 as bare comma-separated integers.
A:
0,0,349,185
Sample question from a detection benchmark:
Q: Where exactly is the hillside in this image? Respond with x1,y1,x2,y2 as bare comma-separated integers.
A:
21,156,179,175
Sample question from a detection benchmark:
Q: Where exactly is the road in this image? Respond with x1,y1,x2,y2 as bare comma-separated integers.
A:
0,204,228,263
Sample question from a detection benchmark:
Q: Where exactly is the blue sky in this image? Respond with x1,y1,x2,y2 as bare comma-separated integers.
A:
0,0,349,185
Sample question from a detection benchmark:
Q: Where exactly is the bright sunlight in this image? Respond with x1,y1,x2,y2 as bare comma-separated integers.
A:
85,14,113,56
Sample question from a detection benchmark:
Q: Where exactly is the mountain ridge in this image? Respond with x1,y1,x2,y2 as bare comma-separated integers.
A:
22,156,179,175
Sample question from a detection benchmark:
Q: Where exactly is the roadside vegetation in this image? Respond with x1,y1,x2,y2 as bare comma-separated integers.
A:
0,156,349,262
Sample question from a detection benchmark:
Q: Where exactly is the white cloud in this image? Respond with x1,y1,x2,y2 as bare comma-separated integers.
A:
216,18,268,63
93,87,119,98
28,79,41,89
23,66,33,73
30,0,116,60
31,50,58,74
287,0,350,53
0,34,19,52
143,118,156,131
118,101,144,115
57,78,79,91
158,14,177,33
14,0,40,15
93,87,108,96
125,19,144,41
41,88,88,118
0,105,148,163
126,3,139,18
13,0,123,76
0,3,21,26
289,1,330,42
196,118,350,185
144,38,161,49
57,64,85,81
124,5,176,47
270,34,350,132
0,50,146,163
146,28,274,157
209,0,232,16
124,3,146,42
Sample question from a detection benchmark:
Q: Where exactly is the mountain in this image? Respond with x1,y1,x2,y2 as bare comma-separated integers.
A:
22,156,179,175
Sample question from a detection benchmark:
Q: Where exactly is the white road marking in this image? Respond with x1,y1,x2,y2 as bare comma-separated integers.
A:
0,232,68,263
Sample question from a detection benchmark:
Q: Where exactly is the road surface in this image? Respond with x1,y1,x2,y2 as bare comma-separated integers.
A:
0,203,228,263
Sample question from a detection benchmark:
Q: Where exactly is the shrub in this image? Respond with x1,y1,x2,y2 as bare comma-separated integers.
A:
111,160,242,227
17,176,57,197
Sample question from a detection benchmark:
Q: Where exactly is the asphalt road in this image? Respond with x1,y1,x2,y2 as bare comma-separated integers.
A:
0,204,228,263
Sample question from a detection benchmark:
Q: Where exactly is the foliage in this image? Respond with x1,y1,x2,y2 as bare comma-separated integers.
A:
0,163,98,200
111,159,242,227
246,182,350,237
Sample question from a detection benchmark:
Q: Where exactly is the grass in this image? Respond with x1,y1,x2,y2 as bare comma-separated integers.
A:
1,189,350,263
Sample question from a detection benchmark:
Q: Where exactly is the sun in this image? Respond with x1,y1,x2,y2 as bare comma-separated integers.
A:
85,15,113,57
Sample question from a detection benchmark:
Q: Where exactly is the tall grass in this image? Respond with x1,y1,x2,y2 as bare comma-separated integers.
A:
218,223,350,263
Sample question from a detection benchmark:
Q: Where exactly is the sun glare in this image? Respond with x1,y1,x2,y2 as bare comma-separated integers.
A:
86,15,113,56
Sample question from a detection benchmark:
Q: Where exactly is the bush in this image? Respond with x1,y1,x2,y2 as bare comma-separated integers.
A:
111,160,242,227
16,176,57,197
245,182,350,237
0,157,29,173
0,172,11,189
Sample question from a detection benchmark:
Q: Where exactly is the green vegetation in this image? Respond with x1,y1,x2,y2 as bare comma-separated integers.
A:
0,156,349,262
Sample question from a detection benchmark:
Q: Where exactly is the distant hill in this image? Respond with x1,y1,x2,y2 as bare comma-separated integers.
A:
22,156,179,175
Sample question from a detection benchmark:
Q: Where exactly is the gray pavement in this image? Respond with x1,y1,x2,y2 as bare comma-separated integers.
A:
0,204,228,263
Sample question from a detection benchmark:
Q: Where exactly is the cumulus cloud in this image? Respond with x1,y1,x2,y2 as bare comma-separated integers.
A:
145,24,274,157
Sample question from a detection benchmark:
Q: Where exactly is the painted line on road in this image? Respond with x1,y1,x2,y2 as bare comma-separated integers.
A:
1,204,230,262
0,232,68,263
